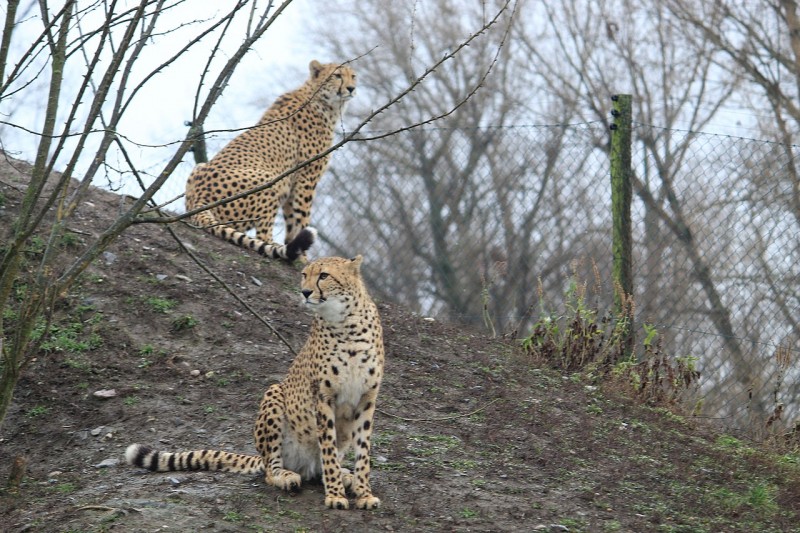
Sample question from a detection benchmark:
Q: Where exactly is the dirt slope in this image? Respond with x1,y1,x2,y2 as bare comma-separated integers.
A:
0,157,798,532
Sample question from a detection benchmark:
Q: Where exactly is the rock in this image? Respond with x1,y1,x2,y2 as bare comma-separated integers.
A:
190,369,200,377
102,251,116,265
93,389,117,399
250,276,263,287
175,274,193,282
94,458,119,468
90,426,105,436
156,274,167,281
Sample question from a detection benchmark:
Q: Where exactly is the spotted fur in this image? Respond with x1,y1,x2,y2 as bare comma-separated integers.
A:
126,255,384,510
185,60,356,261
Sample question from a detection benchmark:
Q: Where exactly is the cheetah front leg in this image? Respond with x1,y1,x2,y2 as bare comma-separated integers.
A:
315,397,349,510
255,384,301,492
283,176,320,245
351,391,381,509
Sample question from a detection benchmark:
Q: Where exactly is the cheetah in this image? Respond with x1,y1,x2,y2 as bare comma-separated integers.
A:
185,60,356,261
126,256,384,510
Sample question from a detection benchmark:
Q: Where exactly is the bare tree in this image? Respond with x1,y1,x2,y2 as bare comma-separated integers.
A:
0,0,300,429
0,0,518,431
303,0,613,331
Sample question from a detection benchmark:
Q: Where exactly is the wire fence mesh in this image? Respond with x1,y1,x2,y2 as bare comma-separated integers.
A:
151,121,800,436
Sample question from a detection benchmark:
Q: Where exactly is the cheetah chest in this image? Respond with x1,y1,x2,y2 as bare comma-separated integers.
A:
328,346,381,413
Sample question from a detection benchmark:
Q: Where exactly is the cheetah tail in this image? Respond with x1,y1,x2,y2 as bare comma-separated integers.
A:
284,227,317,261
125,443,264,475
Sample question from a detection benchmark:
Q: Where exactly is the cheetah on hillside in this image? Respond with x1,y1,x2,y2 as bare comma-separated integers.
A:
127,255,384,510
185,60,356,261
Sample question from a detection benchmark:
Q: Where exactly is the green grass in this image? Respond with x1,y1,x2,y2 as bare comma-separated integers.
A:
407,434,461,457
460,508,478,518
53,483,76,494
171,314,198,331
40,318,103,355
26,405,49,418
223,511,244,522
138,344,155,356
145,296,177,313
59,232,81,248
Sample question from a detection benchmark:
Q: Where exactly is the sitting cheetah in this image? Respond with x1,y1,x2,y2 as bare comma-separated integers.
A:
126,256,384,510
185,60,357,261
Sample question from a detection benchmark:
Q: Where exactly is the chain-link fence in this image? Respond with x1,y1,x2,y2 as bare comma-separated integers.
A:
309,123,799,434
149,120,799,435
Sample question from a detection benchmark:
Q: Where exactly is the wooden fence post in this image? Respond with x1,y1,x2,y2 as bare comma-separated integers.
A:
610,94,634,355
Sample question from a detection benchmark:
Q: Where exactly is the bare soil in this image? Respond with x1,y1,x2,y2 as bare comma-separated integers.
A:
1,156,799,532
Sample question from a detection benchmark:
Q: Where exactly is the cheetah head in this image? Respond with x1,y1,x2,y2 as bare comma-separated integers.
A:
308,60,356,109
301,255,363,323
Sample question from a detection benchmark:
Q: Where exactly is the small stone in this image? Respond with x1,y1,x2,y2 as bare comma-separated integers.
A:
93,389,117,399
102,251,116,265
204,371,215,378
155,274,167,281
48,470,63,478
94,458,119,468
169,477,181,486
250,276,262,287
190,370,200,377
175,274,193,283
90,426,105,436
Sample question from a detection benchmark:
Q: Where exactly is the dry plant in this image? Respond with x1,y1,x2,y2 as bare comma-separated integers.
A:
521,259,700,407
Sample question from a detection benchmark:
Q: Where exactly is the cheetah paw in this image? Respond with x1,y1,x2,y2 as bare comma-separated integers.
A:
268,470,301,492
324,495,349,510
355,495,381,510
340,468,354,490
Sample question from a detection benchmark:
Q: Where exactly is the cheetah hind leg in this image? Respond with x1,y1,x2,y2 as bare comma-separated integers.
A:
258,384,302,493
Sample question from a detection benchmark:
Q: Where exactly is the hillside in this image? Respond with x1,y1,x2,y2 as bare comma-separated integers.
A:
1,156,799,533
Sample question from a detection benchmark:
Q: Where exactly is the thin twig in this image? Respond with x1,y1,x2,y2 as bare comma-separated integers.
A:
165,224,298,356
377,398,501,423
112,133,300,357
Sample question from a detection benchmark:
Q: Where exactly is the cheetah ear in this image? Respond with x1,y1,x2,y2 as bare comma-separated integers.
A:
309,60,323,78
349,255,363,271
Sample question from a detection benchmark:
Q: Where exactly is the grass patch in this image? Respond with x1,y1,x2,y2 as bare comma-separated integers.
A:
171,314,198,331
26,405,49,418
145,296,177,313
521,262,699,409
407,434,460,457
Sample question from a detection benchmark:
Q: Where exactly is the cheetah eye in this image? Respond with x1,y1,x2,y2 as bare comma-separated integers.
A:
334,73,342,79
318,273,329,280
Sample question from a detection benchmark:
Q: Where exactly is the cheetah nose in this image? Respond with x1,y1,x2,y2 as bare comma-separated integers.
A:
346,85,355,95
302,289,313,299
